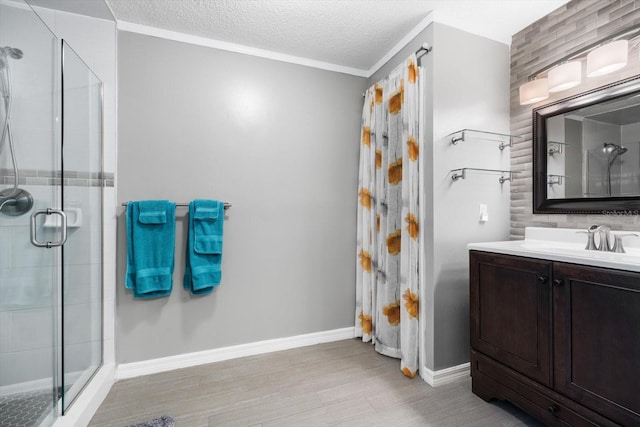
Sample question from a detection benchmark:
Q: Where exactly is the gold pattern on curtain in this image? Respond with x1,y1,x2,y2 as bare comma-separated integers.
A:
355,55,420,377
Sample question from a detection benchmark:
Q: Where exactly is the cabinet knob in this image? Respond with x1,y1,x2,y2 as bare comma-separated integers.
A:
537,275,548,283
553,279,564,287
548,404,559,416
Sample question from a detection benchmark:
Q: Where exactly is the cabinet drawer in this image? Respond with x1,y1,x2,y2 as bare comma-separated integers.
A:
472,350,618,427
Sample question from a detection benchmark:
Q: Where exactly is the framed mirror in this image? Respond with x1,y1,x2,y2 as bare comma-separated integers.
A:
533,75,640,214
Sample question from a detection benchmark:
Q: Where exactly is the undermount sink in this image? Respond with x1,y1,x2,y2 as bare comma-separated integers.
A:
468,227,640,272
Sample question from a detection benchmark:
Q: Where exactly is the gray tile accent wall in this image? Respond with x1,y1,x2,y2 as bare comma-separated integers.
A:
510,0,640,238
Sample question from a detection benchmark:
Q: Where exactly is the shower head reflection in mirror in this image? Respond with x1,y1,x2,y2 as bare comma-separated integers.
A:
603,143,629,196
604,142,628,162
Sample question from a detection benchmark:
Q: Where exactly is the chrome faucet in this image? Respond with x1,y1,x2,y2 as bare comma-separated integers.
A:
611,233,639,253
579,225,599,250
583,225,639,252
594,225,612,251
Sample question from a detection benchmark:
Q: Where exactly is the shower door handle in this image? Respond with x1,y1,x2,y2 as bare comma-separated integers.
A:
30,208,67,248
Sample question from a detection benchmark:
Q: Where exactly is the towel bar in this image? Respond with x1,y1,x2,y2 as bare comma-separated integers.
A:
121,202,231,209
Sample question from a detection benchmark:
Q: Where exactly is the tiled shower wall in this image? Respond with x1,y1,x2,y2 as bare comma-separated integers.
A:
0,182,107,390
510,0,640,238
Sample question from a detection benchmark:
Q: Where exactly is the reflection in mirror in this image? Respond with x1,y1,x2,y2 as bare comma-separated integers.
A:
534,76,640,214
546,92,640,199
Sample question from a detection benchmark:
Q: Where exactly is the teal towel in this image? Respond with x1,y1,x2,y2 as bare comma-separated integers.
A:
125,200,176,298
184,200,224,295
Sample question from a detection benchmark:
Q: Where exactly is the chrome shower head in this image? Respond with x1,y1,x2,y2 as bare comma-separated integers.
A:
604,143,628,167
0,47,23,60
0,47,22,71
604,142,627,155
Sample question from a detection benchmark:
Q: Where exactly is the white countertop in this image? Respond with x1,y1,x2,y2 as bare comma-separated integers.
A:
468,227,640,272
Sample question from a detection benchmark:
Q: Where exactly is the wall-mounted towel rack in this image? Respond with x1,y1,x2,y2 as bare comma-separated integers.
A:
121,202,232,209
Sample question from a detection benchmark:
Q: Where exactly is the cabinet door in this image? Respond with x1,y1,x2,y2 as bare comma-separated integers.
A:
470,251,553,386
553,263,640,426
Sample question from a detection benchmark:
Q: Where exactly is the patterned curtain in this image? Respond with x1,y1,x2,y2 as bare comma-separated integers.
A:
355,55,420,378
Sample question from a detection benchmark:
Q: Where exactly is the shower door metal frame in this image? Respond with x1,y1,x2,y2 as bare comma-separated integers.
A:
58,38,105,415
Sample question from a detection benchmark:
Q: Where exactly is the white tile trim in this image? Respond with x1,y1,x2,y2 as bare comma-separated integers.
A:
116,327,355,380
116,21,369,77
421,362,470,387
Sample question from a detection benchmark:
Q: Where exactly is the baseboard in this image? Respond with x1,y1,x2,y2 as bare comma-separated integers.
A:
421,362,470,387
116,327,355,380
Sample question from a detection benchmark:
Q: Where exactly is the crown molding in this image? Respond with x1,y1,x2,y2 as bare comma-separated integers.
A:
117,20,369,77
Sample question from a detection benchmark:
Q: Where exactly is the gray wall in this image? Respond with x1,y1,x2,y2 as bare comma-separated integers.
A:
510,0,640,238
429,23,510,371
116,31,367,363
368,22,510,372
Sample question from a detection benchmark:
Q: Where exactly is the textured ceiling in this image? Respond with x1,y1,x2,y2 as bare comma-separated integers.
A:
102,0,568,72
107,0,434,71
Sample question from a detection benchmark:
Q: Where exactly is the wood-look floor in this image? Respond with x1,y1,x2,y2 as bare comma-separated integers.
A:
89,339,544,427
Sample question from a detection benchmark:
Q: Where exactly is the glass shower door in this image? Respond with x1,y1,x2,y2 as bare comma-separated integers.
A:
0,1,61,426
0,4,104,424
60,41,103,413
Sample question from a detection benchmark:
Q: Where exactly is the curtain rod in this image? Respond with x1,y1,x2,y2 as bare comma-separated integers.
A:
362,43,431,97
121,202,231,209
416,42,432,58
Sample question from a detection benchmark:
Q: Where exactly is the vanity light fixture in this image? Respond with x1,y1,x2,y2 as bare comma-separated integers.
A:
519,25,640,105
548,61,582,92
586,39,629,77
519,78,549,105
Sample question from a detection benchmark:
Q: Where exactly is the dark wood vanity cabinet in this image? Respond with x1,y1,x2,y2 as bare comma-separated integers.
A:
470,252,553,387
553,263,640,426
470,250,640,427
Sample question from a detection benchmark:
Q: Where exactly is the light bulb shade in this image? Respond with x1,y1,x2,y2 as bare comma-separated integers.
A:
586,39,628,77
548,61,582,92
519,78,549,105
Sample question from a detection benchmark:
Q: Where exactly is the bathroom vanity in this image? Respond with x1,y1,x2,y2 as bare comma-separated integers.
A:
468,228,640,426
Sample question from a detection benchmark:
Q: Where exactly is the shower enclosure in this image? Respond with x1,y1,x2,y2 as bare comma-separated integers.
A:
586,142,637,197
0,2,103,426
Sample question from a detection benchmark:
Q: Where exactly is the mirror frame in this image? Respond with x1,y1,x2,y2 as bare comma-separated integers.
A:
533,75,640,214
